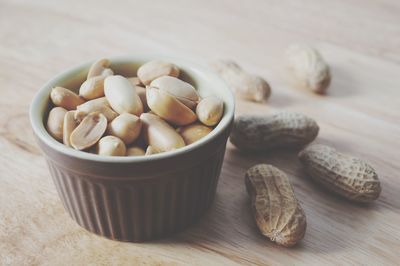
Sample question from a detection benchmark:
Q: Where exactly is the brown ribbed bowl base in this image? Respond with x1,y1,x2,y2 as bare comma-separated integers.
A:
45,143,226,242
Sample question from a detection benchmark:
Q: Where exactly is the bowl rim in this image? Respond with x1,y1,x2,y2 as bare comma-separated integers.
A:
29,55,235,163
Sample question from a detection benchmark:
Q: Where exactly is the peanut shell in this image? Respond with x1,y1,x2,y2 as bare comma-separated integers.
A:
285,44,331,94
210,60,271,102
298,144,381,202
245,164,306,247
230,112,319,151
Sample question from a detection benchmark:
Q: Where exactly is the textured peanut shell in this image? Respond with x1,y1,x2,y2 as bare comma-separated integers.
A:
285,44,331,94
146,87,197,126
210,60,271,102
46,107,67,141
245,164,306,247
63,111,78,147
230,112,319,151
50,87,84,110
137,60,180,86
75,97,118,122
70,113,107,150
298,144,381,202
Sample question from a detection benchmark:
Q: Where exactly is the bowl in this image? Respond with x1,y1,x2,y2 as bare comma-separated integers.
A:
29,55,235,242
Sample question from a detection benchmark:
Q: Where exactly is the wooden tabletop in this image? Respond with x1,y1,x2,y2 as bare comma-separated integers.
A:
1,0,399,265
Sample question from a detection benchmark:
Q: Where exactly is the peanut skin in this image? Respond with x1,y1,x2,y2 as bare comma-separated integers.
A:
245,164,306,247
230,112,319,151
298,144,381,202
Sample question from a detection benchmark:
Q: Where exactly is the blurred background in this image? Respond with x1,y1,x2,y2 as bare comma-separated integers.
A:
1,0,399,109
2,0,399,72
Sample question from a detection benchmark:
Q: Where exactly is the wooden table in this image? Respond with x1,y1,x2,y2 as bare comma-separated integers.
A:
1,0,399,265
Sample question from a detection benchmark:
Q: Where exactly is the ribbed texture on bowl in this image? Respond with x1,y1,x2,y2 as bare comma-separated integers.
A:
46,144,226,242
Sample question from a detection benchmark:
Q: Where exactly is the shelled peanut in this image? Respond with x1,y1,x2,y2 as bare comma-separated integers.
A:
46,59,224,156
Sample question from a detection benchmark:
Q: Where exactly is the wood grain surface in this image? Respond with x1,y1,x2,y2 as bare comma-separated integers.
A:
1,0,399,265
